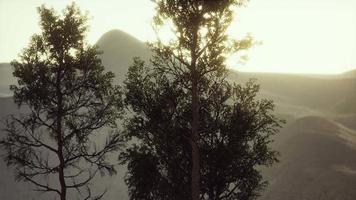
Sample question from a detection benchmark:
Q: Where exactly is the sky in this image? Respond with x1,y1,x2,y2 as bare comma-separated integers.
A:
0,0,355,74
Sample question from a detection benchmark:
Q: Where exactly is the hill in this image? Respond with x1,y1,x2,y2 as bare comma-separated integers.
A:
228,71,356,115
96,29,151,81
261,116,356,200
341,69,356,79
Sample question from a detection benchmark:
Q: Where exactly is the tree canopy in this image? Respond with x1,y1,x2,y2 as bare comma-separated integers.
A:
120,0,283,200
0,3,123,200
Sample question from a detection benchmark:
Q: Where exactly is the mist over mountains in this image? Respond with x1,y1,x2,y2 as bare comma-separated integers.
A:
0,30,355,200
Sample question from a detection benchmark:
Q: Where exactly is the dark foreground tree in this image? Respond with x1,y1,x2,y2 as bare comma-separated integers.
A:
120,0,283,200
0,3,123,200
122,58,281,200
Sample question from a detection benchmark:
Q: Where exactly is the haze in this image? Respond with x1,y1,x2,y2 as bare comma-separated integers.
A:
0,0,355,74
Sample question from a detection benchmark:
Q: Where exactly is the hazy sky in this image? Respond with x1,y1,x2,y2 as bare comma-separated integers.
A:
0,0,355,74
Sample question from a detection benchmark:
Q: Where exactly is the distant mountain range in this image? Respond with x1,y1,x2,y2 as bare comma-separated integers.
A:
0,30,355,200
2,30,355,112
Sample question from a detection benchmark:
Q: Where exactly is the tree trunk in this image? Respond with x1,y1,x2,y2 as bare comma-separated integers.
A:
58,146,67,200
56,63,66,200
191,79,200,200
190,22,200,200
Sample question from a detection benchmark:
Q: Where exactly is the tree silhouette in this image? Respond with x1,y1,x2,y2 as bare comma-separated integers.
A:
0,3,123,200
122,58,282,200
120,0,283,199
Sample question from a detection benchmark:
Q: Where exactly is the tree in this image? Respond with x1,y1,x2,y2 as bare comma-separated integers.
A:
120,0,283,199
122,58,281,200
0,3,123,200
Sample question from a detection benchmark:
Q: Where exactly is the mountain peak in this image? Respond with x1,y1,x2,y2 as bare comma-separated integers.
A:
96,29,144,48
95,30,151,81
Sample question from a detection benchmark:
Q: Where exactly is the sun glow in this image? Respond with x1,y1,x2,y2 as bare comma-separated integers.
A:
0,0,355,74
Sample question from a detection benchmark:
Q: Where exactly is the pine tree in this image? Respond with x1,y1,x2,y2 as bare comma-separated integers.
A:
0,3,123,200
122,57,281,200
120,1,283,199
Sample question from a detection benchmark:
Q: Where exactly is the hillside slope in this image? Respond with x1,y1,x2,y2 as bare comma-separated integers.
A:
261,116,356,200
0,63,15,96
341,69,356,79
229,71,356,115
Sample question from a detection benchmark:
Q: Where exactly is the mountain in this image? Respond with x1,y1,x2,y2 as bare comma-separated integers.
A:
1,31,355,115
0,30,355,200
96,29,151,81
0,30,150,94
95,29,356,117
